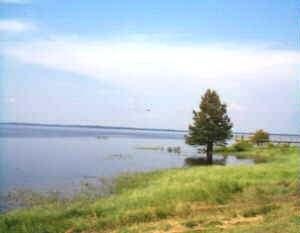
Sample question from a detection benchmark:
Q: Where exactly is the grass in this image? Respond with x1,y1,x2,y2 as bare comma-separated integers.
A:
0,145,299,233
215,142,293,163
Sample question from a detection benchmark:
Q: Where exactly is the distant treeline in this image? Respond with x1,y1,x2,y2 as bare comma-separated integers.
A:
0,122,187,133
1,122,299,137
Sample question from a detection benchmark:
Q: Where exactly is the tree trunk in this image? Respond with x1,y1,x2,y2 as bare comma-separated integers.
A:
206,142,213,165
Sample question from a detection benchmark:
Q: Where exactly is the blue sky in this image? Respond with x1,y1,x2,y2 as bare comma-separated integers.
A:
0,0,299,133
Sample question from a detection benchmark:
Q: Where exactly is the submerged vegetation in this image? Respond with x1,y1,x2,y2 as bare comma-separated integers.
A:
0,144,299,233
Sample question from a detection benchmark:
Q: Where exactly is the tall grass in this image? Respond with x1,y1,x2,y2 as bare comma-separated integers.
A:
0,146,299,233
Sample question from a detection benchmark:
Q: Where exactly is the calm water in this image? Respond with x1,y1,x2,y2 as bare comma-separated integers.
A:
0,124,253,211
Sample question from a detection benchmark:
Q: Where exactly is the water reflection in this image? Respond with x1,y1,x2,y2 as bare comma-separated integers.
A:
184,155,254,166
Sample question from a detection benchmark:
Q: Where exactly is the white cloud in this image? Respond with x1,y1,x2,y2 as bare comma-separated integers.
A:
0,0,29,4
3,38,300,90
0,20,35,32
2,37,299,132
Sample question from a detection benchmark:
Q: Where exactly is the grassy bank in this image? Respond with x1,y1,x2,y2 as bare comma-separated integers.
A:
1,145,299,233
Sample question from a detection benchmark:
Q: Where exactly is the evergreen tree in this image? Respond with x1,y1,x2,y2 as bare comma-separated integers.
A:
185,89,233,164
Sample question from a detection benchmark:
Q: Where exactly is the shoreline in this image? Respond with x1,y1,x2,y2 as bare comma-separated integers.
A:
1,145,299,232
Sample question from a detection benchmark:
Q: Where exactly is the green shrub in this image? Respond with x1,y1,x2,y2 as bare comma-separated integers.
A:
232,140,253,152
267,143,275,148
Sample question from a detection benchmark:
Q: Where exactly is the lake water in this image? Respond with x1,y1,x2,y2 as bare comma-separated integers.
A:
0,124,253,211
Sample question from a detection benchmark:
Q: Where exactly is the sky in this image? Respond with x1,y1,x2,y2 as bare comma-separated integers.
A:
0,0,299,133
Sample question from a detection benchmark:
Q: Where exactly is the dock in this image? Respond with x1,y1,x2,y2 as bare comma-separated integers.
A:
233,132,300,145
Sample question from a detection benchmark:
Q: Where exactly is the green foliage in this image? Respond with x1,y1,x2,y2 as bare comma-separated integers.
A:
214,140,253,153
251,129,270,145
185,89,233,146
216,143,294,163
232,140,253,152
